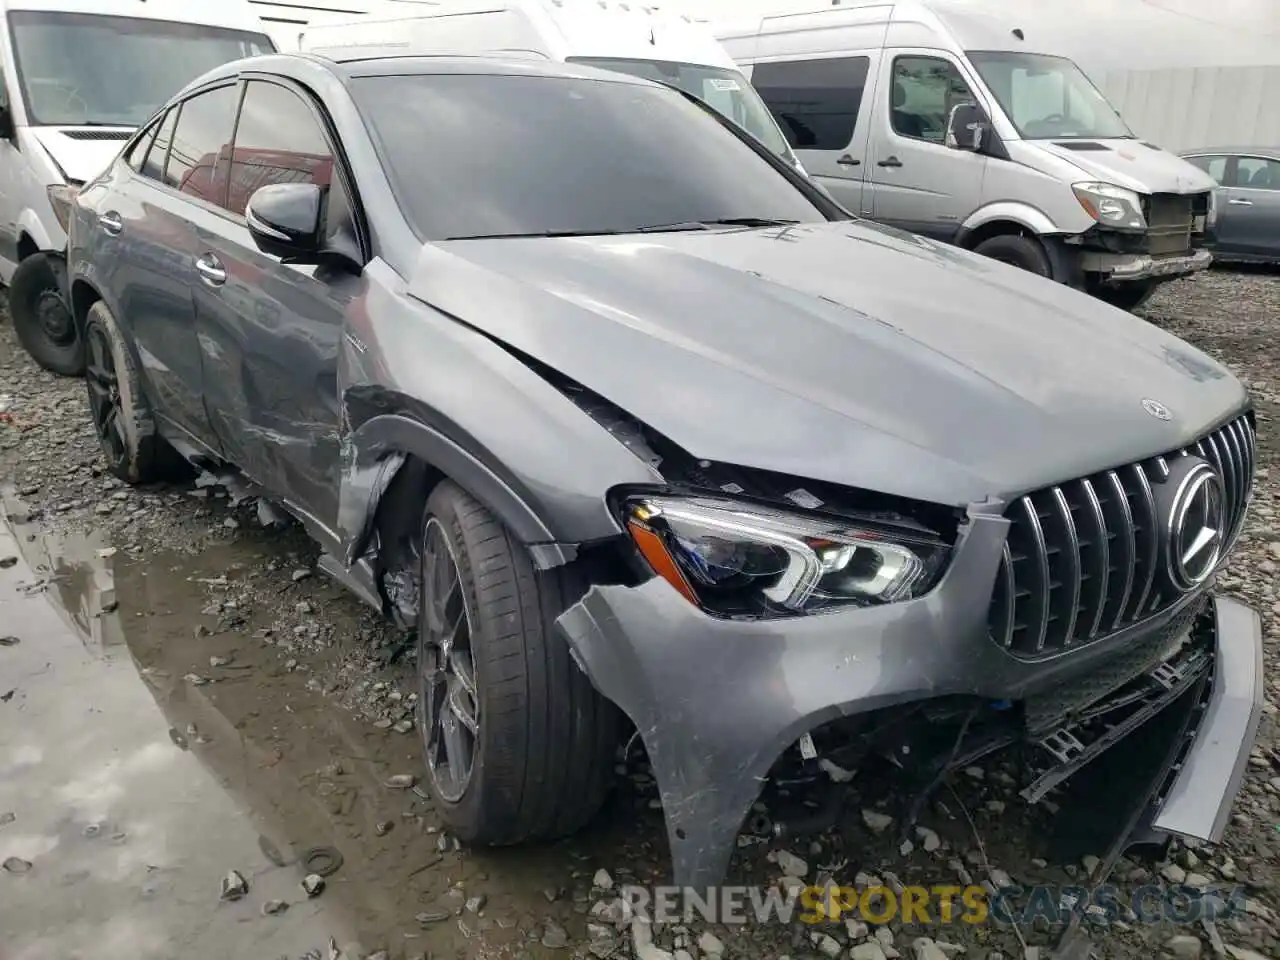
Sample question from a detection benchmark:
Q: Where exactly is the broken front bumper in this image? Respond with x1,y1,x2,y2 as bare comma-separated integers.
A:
1080,247,1213,282
555,507,1263,890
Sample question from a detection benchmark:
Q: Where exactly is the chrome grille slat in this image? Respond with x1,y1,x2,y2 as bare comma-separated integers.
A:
1105,470,1136,631
1021,495,1052,654
988,413,1254,658
1051,487,1082,647
1128,462,1159,623
1079,479,1109,640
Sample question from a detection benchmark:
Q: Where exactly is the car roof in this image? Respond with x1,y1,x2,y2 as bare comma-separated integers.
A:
1181,146,1280,160
177,49,659,98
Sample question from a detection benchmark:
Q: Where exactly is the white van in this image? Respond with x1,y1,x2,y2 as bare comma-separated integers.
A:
0,0,275,375
299,0,800,168
714,0,1220,310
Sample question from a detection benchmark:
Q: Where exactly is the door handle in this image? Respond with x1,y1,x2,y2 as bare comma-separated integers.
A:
195,254,226,286
98,212,122,236
1227,198,1253,205
877,156,903,168
837,154,861,166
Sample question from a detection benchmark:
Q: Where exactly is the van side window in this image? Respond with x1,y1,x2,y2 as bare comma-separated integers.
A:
226,80,337,218
140,108,177,182
166,84,241,207
1234,156,1280,191
890,56,974,144
1185,155,1227,185
750,57,869,151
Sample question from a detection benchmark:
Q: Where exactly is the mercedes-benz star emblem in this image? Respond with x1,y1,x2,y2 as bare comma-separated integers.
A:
1142,398,1172,420
1164,459,1226,592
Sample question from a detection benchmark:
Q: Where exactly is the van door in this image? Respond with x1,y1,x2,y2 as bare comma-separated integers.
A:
866,51,986,241
748,52,879,214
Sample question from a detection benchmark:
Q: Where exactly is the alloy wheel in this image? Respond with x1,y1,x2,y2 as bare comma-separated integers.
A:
84,323,127,469
418,517,480,802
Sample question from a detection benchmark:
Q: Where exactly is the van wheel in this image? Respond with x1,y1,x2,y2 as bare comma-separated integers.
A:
973,234,1051,278
9,253,84,376
83,301,186,484
1093,280,1159,313
416,481,618,844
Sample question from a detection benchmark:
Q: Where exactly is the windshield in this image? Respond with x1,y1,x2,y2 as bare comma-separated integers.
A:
567,56,794,161
966,50,1132,141
351,72,827,241
7,11,274,127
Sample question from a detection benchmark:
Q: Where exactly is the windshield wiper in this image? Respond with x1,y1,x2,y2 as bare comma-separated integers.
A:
443,229,630,240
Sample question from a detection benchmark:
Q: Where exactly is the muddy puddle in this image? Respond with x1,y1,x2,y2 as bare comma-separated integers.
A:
0,494,667,960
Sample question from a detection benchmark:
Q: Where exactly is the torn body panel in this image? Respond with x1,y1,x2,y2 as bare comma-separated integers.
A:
556,497,1264,889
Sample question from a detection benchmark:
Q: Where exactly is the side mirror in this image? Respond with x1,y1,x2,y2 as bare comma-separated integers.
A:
245,182,323,261
945,102,990,153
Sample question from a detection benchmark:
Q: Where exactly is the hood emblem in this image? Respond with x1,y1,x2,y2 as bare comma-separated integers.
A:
1142,398,1171,420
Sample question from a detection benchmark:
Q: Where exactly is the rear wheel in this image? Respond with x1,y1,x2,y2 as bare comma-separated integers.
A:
83,301,186,484
416,480,618,843
973,234,1052,278
9,253,83,376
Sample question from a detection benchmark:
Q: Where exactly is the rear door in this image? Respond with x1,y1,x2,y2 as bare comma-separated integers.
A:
866,51,986,240
189,76,362,528
748,53,877,214
1219,155,1280,261
95,84,240,454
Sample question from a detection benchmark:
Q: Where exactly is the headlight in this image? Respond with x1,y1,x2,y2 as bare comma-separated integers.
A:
1072,181,1146,230
623,495,950,618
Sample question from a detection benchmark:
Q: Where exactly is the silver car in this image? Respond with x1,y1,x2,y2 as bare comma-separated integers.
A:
1182,147,1280,264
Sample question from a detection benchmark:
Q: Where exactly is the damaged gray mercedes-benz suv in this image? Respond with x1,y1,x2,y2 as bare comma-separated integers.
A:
66,51,1261,891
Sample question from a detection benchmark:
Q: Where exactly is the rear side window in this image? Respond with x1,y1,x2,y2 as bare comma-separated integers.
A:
124,116,161,172
165,84,240,206
1185,155,1227,184
1235,156,1280,190
140,107,177,182
750,57,869,151
226,80,336,217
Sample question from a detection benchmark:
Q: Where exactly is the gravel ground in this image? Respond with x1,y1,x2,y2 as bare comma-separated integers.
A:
1,270,1278,960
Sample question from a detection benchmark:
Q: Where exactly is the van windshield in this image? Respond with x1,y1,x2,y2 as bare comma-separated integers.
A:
566,56,794,160
966,50,1132,141
7,11,274,127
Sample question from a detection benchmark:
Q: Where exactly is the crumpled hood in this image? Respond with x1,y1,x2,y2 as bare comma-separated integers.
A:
29,128,130,183
410,220,1245,507
1037,138,1217,195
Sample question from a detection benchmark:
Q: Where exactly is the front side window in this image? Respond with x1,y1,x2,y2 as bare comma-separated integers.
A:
350,72,828,241
227,80,337,217
140,107,177,182
6,11,273,127
566,56,792,161
1234,156,1280,190
1185,155,1227,185
966,50,1131,141
890,56,975,144
750,56,870,151
166,85,240,206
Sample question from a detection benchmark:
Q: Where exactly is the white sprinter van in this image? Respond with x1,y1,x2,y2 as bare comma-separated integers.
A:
298,0,801,168
714,0,1220,311
0,0,275,375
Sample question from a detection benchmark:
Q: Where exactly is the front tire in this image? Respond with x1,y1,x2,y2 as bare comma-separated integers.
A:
83,301,185,484
973,234,1052,278
9,253,84,376
1092,279,1159,313
416,481,618,844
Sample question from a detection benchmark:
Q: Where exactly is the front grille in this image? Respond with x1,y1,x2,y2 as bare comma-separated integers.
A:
1143,193,1200,258
988,413,1255,658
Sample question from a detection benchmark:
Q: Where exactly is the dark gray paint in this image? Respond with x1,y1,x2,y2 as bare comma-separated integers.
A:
66,53,1262,891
